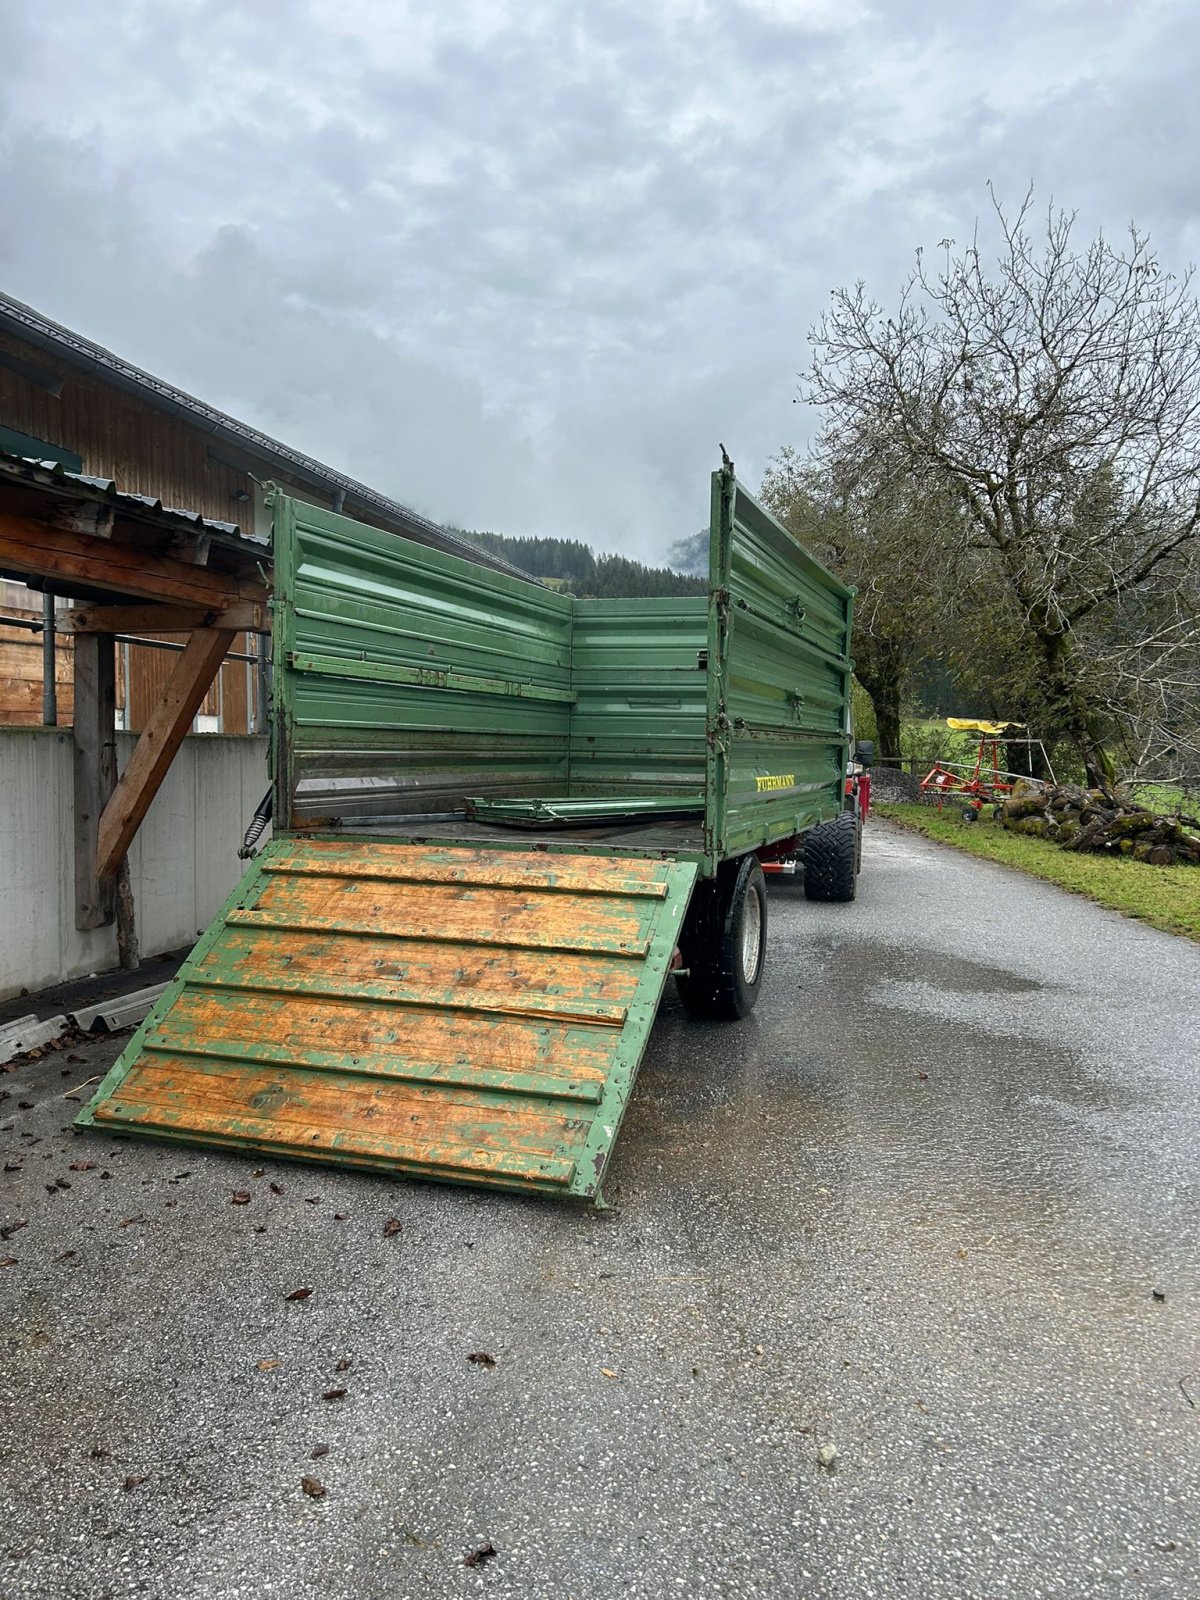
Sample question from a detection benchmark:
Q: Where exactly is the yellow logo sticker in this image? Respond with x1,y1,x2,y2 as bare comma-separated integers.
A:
755,773,795,792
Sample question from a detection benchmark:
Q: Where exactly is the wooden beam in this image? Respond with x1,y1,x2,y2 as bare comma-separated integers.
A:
73,632,117,929
95,627,238,879
50,502,115,538
0,511,266,608
68,600,268,634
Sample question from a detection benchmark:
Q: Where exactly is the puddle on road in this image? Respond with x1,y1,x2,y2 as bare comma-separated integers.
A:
817,939,1045,997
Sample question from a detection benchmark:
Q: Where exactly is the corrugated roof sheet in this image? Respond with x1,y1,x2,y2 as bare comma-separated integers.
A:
0,449,259,550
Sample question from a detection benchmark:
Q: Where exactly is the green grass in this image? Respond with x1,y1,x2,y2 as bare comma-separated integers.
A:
876,802,1200,943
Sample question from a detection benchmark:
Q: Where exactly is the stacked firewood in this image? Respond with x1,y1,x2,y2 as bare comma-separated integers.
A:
999,782,1200,865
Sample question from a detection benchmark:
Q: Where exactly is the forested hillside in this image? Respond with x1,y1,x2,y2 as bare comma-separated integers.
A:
453,528,706,599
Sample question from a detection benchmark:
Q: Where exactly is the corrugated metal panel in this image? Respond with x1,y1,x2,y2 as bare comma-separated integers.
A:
705,469,855,861
275,497,575,826
77,837,696,1201
569,599,708,799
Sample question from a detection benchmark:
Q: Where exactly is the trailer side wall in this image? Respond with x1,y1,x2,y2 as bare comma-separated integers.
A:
274,497,574,826
569,599,707,799
706,473,855,860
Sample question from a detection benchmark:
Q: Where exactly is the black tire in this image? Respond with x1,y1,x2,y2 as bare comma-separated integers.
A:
803,810,858,902
961,806,979,824
675,854,767,1021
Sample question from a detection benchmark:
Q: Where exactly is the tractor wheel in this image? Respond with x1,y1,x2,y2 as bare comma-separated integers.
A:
803,810,858,903
675,854,767,1021
962,806,979,824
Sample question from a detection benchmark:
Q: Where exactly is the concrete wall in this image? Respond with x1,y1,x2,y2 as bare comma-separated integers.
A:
0,727,270,1000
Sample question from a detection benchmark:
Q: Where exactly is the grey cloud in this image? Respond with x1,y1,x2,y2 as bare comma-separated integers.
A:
2,1,1199,559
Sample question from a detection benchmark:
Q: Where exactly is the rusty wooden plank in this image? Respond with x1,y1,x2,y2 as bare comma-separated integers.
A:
243,873,654,954
155,985,620,1068
263,840,670,896
92,1057,583,1183
185,928,641,1009
188,969,628,1027
139,1035,606,1104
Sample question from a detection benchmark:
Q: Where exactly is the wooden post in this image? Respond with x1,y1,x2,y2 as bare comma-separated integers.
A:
95,627,237,880
73,632,117,929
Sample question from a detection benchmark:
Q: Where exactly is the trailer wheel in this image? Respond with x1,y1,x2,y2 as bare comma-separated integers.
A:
675,854,767,1021
803,810,858,902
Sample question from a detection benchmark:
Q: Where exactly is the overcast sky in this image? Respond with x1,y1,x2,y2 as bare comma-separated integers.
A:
1,0,1198,558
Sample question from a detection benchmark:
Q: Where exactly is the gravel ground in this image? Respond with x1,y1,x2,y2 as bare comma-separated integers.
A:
1,819,1197,1599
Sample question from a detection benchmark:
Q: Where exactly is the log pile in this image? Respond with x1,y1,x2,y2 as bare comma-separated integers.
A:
999,782,1200,865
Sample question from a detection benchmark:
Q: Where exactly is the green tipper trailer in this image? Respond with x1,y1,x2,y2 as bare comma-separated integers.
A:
79,465,860,1201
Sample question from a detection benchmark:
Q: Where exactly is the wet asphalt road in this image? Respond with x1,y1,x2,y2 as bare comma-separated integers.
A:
1,819,1197,1599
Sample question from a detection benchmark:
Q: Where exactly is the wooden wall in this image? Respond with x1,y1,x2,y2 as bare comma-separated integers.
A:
0,586,74,725
0,326,251,524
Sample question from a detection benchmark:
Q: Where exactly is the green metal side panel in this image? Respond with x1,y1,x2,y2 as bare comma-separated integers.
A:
76,838,697,1203
569,598,708,800
705,469,855,862
272,496,575,828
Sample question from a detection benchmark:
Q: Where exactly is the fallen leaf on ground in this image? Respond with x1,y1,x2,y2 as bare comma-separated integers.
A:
285,1287,312,1301
269,1182,284,1195
334,1357,351,1372
89,1446,109,1459
467,1352,496,1370
322,1388,347,1402
600,1368,618,1379
310,1444,330,1459
0,1257,17,1267
3,1162,20,1172
333,1212,347,1221
231,1191,251,1205
0,1220,27,1241
957,1247,969,1260
464,1544,496,1569
123,1475,147,1492
301,1475,326,1499
1152,1288,1167,1302
916,1070,929,1081
118,1214,145,1228
383,1218,403,1237
69,1160,95,1172
256,1359,280,1372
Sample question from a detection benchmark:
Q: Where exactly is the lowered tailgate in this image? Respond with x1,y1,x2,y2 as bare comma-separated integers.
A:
77,837,696,1201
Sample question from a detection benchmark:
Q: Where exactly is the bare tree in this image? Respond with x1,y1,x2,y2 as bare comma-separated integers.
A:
762,434,959,762
805,188,1200,785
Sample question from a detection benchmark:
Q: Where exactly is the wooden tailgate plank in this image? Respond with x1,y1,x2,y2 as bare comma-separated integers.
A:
238,873,655,954
188,927,644,1008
